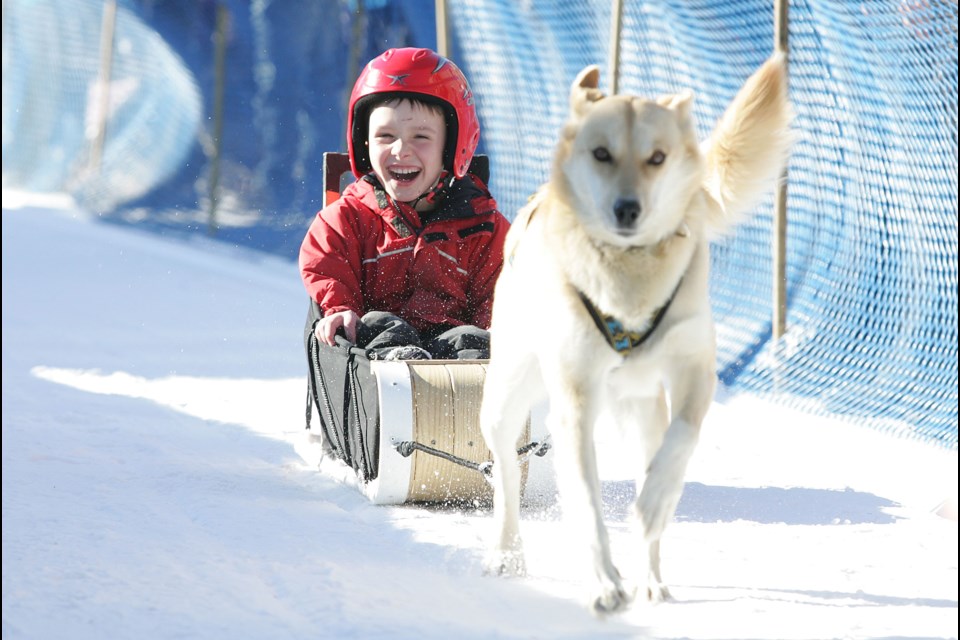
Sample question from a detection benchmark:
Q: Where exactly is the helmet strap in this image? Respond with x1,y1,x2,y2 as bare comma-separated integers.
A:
409,170,451,211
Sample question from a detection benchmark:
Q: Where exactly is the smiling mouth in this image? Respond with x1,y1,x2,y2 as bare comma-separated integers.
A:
389,168,421,183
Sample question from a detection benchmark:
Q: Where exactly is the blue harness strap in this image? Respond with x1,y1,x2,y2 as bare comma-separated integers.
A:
578,281,681,355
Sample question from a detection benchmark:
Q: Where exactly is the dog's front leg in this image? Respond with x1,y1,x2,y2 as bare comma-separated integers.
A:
617,391,673,603
635,360,714,601
480,364,533,577
549,389,631,614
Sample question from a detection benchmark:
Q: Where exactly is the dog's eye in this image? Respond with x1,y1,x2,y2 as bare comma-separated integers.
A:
592,147,613,163
648,150,666,166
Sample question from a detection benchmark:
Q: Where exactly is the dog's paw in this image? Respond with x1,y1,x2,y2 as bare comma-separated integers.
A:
588,565,634,615
591,581,633,615
646,582,672,604
483,549,526,578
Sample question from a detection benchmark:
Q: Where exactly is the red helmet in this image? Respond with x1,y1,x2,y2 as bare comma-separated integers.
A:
347,47,480,180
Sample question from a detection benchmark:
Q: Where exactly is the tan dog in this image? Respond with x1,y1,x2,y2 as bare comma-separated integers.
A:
480,54,793,613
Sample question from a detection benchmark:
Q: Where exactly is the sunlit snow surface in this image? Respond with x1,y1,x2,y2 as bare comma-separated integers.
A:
3,193,956,640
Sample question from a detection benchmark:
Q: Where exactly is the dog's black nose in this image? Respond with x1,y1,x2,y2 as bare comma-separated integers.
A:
614,198,640,227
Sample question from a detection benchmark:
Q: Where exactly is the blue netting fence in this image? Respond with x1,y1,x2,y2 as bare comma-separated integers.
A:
446,0,958,450
1,0,201,212
2,0,956,449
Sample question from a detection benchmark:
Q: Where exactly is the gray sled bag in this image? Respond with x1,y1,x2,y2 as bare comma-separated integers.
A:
303,301,379,481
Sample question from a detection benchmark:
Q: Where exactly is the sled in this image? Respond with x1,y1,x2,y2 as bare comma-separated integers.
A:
303,153,552,505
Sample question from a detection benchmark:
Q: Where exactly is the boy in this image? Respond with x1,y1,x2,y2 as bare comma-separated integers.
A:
299,47,509,361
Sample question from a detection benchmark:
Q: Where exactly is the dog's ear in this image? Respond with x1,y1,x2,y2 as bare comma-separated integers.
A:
570,65,604,116
657,89,696,133
657,89,694,119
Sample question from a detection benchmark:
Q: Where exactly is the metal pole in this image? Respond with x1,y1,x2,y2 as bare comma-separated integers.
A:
90,0,117,173
346,0,366,145
609,0,624,94
435,0,449,58
772,0,789,339
208,2,228,235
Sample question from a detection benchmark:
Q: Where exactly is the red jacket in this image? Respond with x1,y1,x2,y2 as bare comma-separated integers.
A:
299,174,509,333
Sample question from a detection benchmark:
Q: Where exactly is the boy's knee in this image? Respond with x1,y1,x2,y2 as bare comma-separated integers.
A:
428,325,490,359
358,311,421,349
360,310,403,326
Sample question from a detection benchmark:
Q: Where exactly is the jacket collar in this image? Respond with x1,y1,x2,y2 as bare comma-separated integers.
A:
357,173,493,223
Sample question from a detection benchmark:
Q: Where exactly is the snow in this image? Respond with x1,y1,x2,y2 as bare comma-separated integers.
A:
3,192,957,640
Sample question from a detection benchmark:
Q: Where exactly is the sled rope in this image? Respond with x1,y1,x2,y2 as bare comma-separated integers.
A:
395,436,551,482
348,360,373,482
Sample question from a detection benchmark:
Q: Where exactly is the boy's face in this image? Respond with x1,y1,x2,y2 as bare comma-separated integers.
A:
367,100,446,205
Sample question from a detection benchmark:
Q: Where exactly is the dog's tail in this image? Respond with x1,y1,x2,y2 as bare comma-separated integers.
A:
702,52,794,237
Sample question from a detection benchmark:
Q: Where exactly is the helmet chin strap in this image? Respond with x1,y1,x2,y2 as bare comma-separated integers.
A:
406,170,451,211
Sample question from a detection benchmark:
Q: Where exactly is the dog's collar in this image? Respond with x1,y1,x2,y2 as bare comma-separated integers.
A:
578,281,681,356
577,221,691,355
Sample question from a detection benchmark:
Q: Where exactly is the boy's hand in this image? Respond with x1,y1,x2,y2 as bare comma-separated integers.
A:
316,310,360,346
